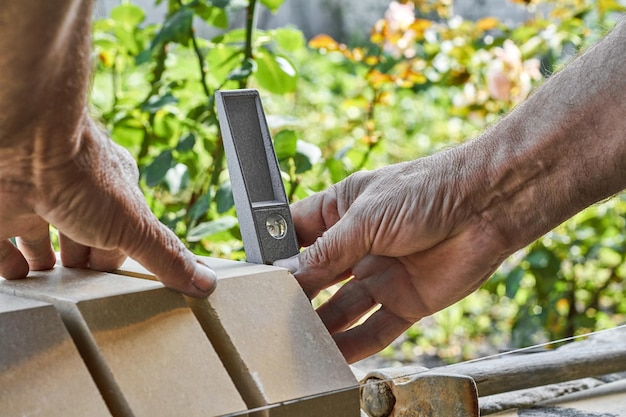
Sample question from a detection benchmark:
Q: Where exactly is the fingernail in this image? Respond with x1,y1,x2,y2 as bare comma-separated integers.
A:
274,254,300,274
192,260,217,294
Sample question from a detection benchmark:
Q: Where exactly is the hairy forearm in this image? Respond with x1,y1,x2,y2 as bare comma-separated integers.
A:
0,1,92,155
466,19,626,252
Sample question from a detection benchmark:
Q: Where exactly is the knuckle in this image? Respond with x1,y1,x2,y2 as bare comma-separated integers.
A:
112,142,141,183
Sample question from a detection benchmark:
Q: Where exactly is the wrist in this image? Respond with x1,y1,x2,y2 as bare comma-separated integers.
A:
467,119,557,253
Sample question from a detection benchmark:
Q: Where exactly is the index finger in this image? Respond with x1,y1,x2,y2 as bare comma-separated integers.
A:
120,215,217,298
334,307,414,363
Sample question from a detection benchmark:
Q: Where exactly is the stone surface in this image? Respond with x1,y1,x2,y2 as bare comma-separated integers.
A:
0,293,110,417
0,267,246,417
118,257,361,417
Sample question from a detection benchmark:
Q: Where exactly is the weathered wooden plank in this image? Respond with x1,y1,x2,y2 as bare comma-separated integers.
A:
444,330,626,396
491,378,626,416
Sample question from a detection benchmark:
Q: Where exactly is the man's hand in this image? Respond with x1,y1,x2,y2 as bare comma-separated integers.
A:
276,152,509,363
0,116,216,298
0,0,216,297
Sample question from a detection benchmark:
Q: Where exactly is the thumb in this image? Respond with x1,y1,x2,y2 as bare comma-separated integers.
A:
275,210,370,297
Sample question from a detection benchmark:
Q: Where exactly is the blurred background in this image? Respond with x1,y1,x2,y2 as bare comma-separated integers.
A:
89,0,626,367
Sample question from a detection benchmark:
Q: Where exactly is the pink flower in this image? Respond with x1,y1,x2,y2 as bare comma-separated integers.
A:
487,65,512,101
385,1,415,31
486,40,541,103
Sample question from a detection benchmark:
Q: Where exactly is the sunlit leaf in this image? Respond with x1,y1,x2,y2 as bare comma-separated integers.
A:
110,4,145,28
367,70,394,88
111,121,145,151
274,27,305,52
254,51,297,94
165,163,190,194
273,130,298,160
187,216,238,242
598,0,626,13
153,111,182,141
192,3,229,29
293,140,322,174
260,0,285,13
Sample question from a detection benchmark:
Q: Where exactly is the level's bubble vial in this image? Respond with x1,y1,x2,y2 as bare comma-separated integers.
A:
266,214,288,240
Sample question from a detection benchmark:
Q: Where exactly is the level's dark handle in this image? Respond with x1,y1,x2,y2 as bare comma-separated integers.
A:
215,89,299,264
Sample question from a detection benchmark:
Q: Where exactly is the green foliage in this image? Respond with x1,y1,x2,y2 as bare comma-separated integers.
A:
91,0,307,259
91,0,626,361
486,195,626,348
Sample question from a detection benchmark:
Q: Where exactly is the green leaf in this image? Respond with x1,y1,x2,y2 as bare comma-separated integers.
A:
141,93,178,113
208,8,229,29
294,140,322,174
191,3,229,29
187,216,239,242
111,116,145,149
274,27,305,52
144,150,174,187
208,0,231,8
254,51,297,94
134,49,152,65
176,133,196,152
526,248,552,269
505,266,524,299
227,58,257,81
110,4,145,28
188,192,212,224
260,0,285,13
151,8,193,49
326,158,348,184
153,111,182,141
216,183,235,213
273,130,298,160
110,5,143,56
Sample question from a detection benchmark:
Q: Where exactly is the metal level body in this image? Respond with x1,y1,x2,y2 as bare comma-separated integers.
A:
216,89,299,264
